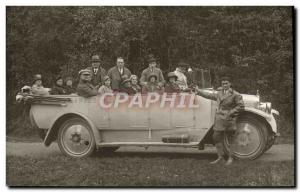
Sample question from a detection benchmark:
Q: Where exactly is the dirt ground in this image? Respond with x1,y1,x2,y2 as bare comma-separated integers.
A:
6,141,294,161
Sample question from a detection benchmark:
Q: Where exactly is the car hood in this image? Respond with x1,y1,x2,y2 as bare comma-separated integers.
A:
241,94,259,108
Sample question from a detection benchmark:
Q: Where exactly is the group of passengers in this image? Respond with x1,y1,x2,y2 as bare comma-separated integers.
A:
16,54,193,100
76,55,193,97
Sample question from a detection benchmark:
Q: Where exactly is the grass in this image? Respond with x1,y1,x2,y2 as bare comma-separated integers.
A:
7,154,294,187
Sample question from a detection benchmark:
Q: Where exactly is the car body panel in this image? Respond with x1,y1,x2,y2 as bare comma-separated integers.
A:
30,93,278,147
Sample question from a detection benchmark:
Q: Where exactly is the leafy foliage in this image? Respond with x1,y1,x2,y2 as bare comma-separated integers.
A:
7,7,294,135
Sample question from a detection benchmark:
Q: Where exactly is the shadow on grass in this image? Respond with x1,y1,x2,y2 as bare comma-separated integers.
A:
92,150,218,160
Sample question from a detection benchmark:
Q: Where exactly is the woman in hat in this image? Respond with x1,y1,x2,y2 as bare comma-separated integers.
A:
51,76,66,95
130,75,141,93
98,75,113,95
31,74,50,96
165,72,181,93
174,61,188,90
119,76,136,95
64,77,76,95
141,73,164,94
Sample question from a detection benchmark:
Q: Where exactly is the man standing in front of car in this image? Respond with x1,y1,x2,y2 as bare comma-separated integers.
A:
195,76,244,165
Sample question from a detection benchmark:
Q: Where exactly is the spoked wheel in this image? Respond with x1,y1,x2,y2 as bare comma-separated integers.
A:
58,118,96,158
223,116,268,160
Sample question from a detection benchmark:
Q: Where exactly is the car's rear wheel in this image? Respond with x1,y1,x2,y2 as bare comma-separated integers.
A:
223,116,268,160
58,118,95,158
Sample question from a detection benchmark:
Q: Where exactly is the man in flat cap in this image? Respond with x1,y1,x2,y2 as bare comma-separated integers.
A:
140,55,165,88
76,69,98,98
87,55,107,86
195,76,244,166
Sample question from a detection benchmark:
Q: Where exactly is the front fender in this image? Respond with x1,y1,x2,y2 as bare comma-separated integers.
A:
44,112,101,147
243,107,278,133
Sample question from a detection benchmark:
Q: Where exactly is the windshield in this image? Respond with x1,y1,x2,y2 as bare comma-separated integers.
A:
191,69,212,89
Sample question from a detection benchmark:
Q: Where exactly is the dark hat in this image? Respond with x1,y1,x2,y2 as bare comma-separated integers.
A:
78,69,92,76
148,73,158,81
65,76,73,82
91,55,101,62
33,74,42,83
221,76,231,82
121,76,131,85
147,56,156,63
55,75,63,82
103,75,110,82
178,61,188,67
167,72,178,81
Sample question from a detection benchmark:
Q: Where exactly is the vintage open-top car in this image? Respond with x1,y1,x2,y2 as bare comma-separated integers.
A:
28,69,279,159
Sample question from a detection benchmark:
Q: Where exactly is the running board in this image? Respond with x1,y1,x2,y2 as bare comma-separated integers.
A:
97,142,200,148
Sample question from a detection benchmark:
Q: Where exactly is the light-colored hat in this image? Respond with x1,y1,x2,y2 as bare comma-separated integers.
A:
21,86,31,92
78,69,92,76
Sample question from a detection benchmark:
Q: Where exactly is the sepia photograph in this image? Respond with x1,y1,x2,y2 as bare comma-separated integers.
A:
6,6,294,187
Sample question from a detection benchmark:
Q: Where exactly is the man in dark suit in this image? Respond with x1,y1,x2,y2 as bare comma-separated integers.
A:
107,57,132,91
87,55,107,86
195,76,244,165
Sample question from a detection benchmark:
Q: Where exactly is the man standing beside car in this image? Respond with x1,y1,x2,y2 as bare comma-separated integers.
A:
195,76,244,165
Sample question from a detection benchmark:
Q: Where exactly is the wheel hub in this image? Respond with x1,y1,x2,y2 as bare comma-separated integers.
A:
236,132,250,146
70,132,81,143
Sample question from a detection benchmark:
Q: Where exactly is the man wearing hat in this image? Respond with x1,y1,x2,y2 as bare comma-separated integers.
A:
107,57,132,91
165,72,181,93
141,73,164,94
76,69,98,98
174,61,189,90
31,74,50,96
140,56,165,88
87,55,107,86
195,76,244,166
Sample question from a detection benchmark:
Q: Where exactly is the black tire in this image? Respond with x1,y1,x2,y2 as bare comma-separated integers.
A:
58,118,96,158
223,116,268,160
264,134,276,152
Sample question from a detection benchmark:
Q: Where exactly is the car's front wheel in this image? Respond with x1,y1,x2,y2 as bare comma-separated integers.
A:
58,118,96,158
223,116,268,160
